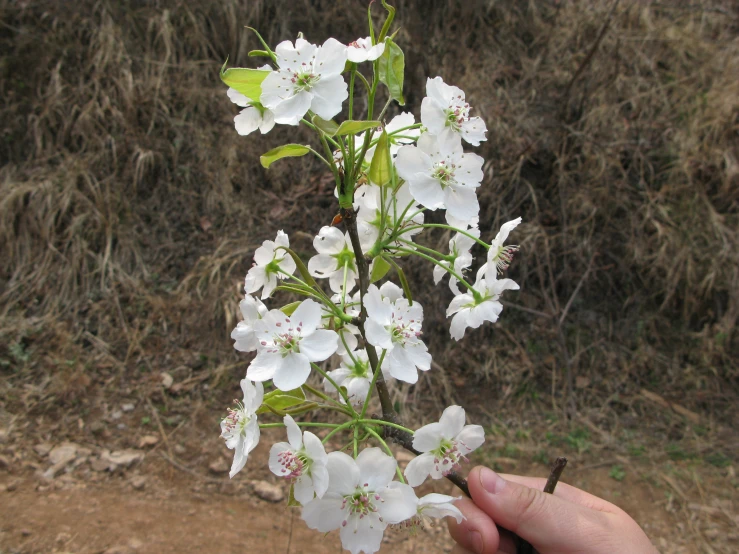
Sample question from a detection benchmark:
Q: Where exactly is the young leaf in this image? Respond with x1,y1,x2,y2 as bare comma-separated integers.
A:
248,50,270,57
368,129,392,186
311,114,340,137
370,257,391,283
279,301,302,316
378,38,405,105
256,388,307,415
335,120,381,136
276,246,318,287
385,256,413,305
220,62,270,102
260,144,311,169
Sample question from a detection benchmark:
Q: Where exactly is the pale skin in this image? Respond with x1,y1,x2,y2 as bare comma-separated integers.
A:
447,466,659,554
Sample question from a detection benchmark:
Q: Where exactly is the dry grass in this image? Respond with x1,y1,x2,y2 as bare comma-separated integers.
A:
0,0,737,425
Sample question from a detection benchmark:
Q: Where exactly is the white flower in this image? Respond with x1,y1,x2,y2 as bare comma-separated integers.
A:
432,227,480,294
245,230,297,299
227,88,276,135
446,274,520,341
404,405,485,487
302,449,418,554
308,226,358,294
261,37,348,125
395,133,483,221
220,379,263,478
482,217,522,281
347,37,385,63
421,76,487,146
269,415,329,505
323,348,390,406
231,295,269,352
396,493,465,532
248,299,339,390
364,284,431,384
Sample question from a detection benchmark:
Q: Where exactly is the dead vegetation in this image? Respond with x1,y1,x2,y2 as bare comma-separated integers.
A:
0,1,738,551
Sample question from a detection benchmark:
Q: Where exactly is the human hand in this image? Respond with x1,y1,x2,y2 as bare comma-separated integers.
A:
447,466,659,554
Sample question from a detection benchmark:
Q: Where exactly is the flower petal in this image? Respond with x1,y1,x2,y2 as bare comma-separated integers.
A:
302,497,345,532
246,351,281,382
455,424,486,455
272,352,311,390
300,329,338,362
325,451,359,495
378,482,418,524
412,422,443,452
294,474,315,505
234,106,262,136
284,414,303,450
404,452,435,487
314,37,348,76
310,74,348,120
438,405,466,439
339,515,384,554
356,447,397,490
291,299,322,334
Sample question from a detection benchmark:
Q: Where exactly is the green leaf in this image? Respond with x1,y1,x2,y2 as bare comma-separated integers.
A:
311,115,340,137
370,257,391,283
378,38,405,105
368,129,392,186
260,144,311,169
248,50,270,57
219,62,270,102
279,301,301,316
335,120,381,136
257,387,306,415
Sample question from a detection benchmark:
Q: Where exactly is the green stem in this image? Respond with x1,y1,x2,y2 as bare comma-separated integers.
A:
403,223,490,250
360,349,386,419
358,419,415,435
397,238,452,261
390,246,478,296
311,362,356,414
307,147,332,170
302,383,347,409
259,422,341,429
322,420,356,444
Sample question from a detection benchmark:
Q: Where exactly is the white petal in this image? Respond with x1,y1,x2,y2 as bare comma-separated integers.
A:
227,87,250,107
314,37,348,76
241,378,264,412
299,329,338,362
246,352,281,382
419,493,465,523
366,42,385,61
364,285,393,325
311,462,330,499
294,474,315,505
412,422,443,452
438,405,466,439
269,442,293,476
356,448,397,490
444,185,479,220
302,497,345,532
228,441,247,479
272,352,311,390
272,90,313,125
455,424,485,454
420,96,447,135
310,74,348,120
326,451,359,495
395,146,431,182
449,310,470,341
379,282,404,302
259,109,276,134
460,117,487,146
378,482,418,524
291,299,322,334
308,253,338,278
340,515,384,554
260,69,293,109
409,176,445,210
303,431,328,465
403,343,431,371
244,266,266,295
275,38,317,70
455,153,485,186
404,452,435,487
386,347,419,383
313,225,346,254
234,106,262,136
284,414,303,449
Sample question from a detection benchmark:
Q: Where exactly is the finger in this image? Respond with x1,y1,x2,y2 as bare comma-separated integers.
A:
496,527,517,554
451,545,475,554
447,497,501,554
498,473,621,514
467,466,612,551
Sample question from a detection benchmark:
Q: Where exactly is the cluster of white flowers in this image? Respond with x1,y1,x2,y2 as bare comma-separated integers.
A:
218,12,524,552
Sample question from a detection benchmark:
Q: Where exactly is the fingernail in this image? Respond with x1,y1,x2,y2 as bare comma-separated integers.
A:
468,530,483,553
480,467,506,494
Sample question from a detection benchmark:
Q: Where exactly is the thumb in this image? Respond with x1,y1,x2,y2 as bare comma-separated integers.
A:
467,466,611,552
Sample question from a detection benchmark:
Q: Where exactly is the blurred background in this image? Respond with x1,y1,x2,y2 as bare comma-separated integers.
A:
0,0,737,552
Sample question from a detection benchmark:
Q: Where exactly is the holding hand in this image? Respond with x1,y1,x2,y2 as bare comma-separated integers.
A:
448,466,659,554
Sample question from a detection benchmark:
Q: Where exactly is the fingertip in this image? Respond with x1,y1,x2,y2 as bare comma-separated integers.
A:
447,497,500,554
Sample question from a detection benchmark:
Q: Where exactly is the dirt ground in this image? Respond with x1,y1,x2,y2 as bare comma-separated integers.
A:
1,398,736,554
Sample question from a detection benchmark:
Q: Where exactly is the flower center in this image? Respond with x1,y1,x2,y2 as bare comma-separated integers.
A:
291,62,320,92
222,405,249,436
276,449,310,479
332,246,357,273
432,438,468,476
260,317,305,356
348,358,369,379
491,245,519,273
444,98,471,131
432,160,456,189
389,311,422,345
341,484,384,527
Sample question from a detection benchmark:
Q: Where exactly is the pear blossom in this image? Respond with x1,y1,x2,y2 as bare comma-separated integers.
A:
308,226,358,293
231,295,269,352
220,379,264,478
245,230,297,299
421,76,487,146
404,405,485,487
395,133,483,221
483,217,522,281
323,348,390,406
302,449,417,554
432,227,480,294
261,38,348,125
364,284,431,384
395,493,464,532
227,88,276,135
269,415,329,505
446,273,520,341
248,299,339,390
347,37,385,63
